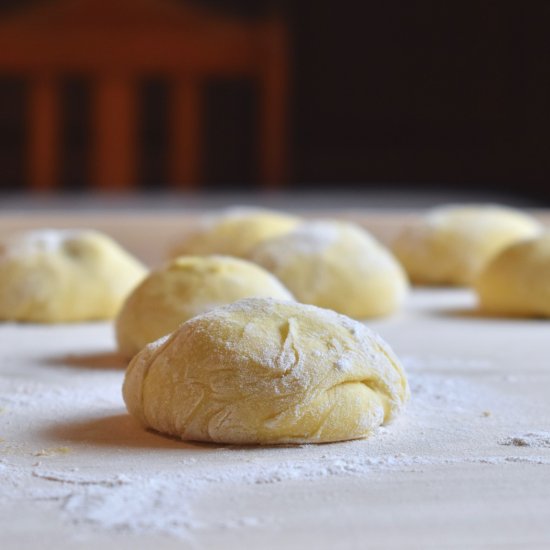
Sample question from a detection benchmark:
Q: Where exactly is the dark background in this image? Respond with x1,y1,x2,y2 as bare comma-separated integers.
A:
1,0,549,202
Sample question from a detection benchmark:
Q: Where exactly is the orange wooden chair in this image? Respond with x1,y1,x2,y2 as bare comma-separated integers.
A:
0,0,289,191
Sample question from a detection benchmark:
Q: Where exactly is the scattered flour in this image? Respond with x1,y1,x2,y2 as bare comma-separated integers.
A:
2,449,550,539
1,229,88,259
1,324,549,542
253,221,341,260
32,470,131,486
498,432,550,448
402,355,493,372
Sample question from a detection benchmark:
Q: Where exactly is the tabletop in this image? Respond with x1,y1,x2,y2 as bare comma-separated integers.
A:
1,208,549,549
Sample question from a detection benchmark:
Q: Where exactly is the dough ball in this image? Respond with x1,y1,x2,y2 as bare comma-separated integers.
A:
392,205,542,286
116,255,294,357
475,234,550,317
249,221,408,318
0,229,146,322
123,298,409,444
171,207,300,258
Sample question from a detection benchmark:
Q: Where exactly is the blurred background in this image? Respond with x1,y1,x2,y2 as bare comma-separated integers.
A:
0,0,549,205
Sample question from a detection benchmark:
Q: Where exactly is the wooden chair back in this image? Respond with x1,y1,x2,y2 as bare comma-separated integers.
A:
0,0,289,191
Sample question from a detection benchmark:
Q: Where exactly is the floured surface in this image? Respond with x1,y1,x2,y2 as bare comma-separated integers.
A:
1,288,550,549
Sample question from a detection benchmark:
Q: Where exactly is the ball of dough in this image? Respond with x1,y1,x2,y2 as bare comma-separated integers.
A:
123,298,409,444
116,255,294,357
475,234,550,317
0,229,146,322
392,205,542,286
248,221,408,318
171,207,300,259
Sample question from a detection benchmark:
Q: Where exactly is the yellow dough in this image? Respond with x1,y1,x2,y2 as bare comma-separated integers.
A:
249,221,408,318
116,255,294,357
123,298,409,444
171,207,300,259
0,229,146,323
392,205,542,286
475,233,550,317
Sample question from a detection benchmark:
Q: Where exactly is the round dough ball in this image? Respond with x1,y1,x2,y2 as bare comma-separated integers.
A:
123,298,409,444
249,221,408,318
0,229,146,322
392,205,542,286
475,233,550,317
116,255,294,357
171,208,300,258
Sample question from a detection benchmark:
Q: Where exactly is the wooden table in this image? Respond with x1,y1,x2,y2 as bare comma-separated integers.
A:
1,209,549,549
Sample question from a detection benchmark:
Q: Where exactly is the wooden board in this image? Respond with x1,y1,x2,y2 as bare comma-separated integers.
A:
1,210,549,549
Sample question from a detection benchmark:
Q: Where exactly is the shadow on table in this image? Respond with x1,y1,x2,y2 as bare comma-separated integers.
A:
42,351,128,370
42,411,222,451
42,412,319,452
429,307,550,322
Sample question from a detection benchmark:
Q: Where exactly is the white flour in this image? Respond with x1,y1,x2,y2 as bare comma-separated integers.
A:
3,445,550,539
2,449,550,539
1,315,549,543
1,359,549,540
252,221,341,260
0,229,84,258
498,432,550,448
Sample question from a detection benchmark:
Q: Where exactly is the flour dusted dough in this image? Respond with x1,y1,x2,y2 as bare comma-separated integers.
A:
171,208,300,259
123,298,409,444
392,205,542,286
475,234,550,317
0,230,146,322
249,221,408,318
116,255,294,357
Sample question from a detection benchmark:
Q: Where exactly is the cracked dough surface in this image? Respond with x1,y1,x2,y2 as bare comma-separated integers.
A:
0,229,146,322
116,255,294,357
392,205,542,286
171,208,301,259
475,233,550,317
249,221,408,318
123,297,409,445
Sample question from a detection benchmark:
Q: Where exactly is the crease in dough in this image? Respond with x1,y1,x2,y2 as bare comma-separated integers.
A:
123,298,409,445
